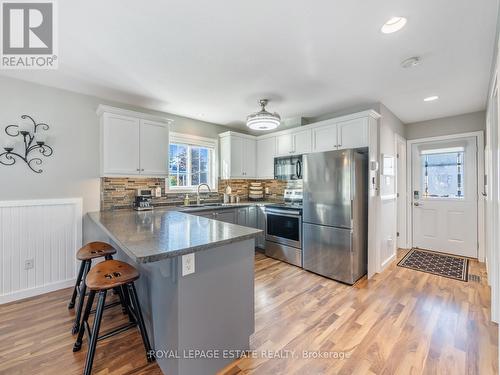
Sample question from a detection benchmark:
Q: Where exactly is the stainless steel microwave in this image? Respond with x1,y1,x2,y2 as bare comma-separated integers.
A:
274,155,302,180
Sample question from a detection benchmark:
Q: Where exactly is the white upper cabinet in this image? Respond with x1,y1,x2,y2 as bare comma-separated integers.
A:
276,133,294,155
139,120,169,176
312,121,338,153
257,136,276,179
98,105,171,177
337,117,368,150
243,137,256,178
312,117,369,153
101,113,141,175
219,111,378,180
293,129,312,154
219,132,256,179
276,129,312,156
230,135,244,178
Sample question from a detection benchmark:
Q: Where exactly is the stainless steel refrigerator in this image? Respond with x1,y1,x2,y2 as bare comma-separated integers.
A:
302,148,368,284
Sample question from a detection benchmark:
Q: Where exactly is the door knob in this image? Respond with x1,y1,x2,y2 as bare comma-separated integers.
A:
414,202,420,207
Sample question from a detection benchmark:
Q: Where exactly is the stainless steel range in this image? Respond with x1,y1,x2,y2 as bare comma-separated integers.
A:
265,181,303,267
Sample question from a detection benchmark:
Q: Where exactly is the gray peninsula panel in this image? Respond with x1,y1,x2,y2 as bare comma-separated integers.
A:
87,209,261,263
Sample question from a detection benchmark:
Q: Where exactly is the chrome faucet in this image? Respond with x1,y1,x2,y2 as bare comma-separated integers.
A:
196,183,211,205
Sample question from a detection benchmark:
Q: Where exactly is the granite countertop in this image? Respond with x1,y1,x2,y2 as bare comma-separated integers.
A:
88,209,262,263
174,201,278,213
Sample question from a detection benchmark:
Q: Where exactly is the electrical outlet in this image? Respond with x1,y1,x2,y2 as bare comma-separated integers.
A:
24,259,34,270
182,253,195,276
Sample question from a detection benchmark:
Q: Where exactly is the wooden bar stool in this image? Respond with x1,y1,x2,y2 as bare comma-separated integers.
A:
69,242,122,334
73,260,154,375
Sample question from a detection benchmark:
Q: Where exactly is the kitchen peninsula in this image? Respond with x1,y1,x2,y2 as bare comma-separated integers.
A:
85,208,261,375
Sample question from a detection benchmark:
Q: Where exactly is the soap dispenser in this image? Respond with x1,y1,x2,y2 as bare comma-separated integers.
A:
184,194,190,206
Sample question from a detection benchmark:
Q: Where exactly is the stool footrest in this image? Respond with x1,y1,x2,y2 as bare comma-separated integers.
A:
90,300,122,314
97,322,137,342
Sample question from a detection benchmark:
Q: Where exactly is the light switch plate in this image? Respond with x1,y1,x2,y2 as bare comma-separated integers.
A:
182,253,195,276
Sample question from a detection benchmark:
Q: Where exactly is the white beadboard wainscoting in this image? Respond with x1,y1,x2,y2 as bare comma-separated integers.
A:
0,198,82,304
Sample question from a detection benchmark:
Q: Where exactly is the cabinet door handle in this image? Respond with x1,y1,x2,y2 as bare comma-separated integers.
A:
136,168,140,171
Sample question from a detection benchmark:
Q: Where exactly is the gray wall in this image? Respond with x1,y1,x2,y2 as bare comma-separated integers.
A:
0,76,230,214
405,111,486,140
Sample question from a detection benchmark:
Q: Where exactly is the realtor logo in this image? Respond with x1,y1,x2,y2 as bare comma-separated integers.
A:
1,0,58,69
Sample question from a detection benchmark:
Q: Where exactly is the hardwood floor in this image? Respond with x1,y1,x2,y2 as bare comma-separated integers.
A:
0,250,497,374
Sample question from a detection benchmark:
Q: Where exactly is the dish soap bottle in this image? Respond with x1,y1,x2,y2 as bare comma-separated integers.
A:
184,194,190,206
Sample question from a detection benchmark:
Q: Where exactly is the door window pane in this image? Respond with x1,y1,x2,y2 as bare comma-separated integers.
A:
421,151,464,198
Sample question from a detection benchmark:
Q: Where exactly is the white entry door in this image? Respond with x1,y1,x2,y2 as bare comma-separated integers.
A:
411,137,478,257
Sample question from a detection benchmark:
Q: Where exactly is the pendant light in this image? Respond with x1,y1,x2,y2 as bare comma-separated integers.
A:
246,99,281,131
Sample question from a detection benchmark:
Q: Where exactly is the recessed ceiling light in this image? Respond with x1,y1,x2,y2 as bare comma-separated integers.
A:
401,56,421,68
381,17,407,34
424,96,439,102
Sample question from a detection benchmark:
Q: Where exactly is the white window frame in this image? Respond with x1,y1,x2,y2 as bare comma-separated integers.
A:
168,132,218,192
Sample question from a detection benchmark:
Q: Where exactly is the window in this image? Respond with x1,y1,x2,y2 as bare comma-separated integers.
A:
421,147,464,198
168,133,217,190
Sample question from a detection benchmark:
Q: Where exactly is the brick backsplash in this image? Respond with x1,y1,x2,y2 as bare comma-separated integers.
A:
100,177,220,211
217,179,287,200
101,177,287,211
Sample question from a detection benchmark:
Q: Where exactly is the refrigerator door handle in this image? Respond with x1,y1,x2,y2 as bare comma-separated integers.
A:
296,160,302,179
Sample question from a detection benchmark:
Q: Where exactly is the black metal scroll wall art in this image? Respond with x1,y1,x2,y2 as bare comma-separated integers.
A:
0,115,53,173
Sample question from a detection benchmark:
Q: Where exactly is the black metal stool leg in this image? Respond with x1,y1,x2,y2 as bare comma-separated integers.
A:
73,290,95,352
72,260,91,334
121,285,136,323
128,283,155,362
83,290,107,375
68,260,85,309
114,287,128,314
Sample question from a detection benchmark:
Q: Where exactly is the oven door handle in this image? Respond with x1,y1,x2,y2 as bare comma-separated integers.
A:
265,208,302,216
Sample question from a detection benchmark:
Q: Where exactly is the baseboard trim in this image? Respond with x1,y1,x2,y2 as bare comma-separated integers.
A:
0,278,75,305
381,253,396,270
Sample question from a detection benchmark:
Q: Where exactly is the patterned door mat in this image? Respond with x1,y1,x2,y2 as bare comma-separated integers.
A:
397,248,469,282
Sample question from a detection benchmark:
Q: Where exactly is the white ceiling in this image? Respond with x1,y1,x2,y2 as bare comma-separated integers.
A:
2,0,498,130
